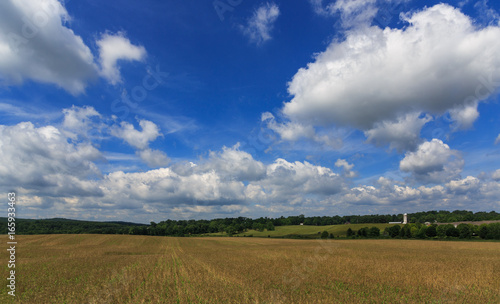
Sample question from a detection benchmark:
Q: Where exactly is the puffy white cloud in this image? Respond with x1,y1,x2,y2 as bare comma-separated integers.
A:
365,112,432,152
0,0,97,94
111,119,162,150
417,184,446,200
340,180,448,208
137,148,170,168
0,2,148,93
62,105,102,139
341,185,383,205
262,112,342,148
200,144,266,181
495,134,500,145
0,122,102,196
335,159,353,171
102,152,345,210
96,32,146,85
342,181,424,206
283,4,500,147
62,105,101,131
256,158,345,201
241,3,280,45
492,169,500,181
110,119,169,167
101,168,247,207
4,106,499,220
446,176,480,194
335,159,357,178
400,139,453,174
0,109,352,218
448,102,479,131
400,139,463,183
4,116,499,219
337,175,500,212
263,112,315,141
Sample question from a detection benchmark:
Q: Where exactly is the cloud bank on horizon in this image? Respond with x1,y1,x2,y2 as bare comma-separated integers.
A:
0,0,499,223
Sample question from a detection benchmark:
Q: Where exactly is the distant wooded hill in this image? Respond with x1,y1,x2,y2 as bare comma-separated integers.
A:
0,217,146,235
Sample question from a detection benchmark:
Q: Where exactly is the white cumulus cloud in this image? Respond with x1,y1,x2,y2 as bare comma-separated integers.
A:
0,2,148,93
448,102,480,131
262,112,342,148
62,105,102,139
96,32,147,85
446,176,480,194
111,119,162,150
0,0,97,94
200,144,266,182
400,139,463,183
492,169,500,181
335,159,357,178
283,4,500,149
365,112,432,152
0,121,102,196
137,149,170,168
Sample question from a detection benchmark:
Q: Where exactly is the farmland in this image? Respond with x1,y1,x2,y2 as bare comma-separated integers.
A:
209,223,396,238
2,235,499,303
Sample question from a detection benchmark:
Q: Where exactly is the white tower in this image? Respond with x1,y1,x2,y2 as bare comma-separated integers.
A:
403,213,408,224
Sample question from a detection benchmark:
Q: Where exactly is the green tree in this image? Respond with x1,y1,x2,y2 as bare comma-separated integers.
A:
252,223,265,232
425,225,437,238
446,225,460,238
405,226,412,238
129,227,141,235
436,225,448,238
399,226,406,238
410,226,419,238
486,223,500,239
357,227,369,237
368,227,380,238
225,225,237,235
457,224,472,239
416,226,427,239
387,225,401,238
346,228,354,237
321,231,329,239
478,224,489,239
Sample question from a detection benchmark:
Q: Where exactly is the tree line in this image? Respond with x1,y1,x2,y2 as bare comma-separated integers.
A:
2,210,499,237
0,218,146,235
382,222,500,240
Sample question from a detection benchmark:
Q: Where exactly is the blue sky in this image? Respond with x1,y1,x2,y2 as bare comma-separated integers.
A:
1,0,500,223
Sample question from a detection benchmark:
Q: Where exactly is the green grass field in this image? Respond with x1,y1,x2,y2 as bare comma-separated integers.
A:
207,223,396,238
2,234,499,303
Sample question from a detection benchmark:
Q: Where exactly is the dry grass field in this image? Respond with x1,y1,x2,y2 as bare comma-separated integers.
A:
1,235,499,303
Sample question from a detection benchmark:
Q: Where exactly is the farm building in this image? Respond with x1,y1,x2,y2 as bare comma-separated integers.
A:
389,213,408,224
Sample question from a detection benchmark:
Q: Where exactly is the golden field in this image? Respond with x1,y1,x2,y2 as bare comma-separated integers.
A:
1,235,499,303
